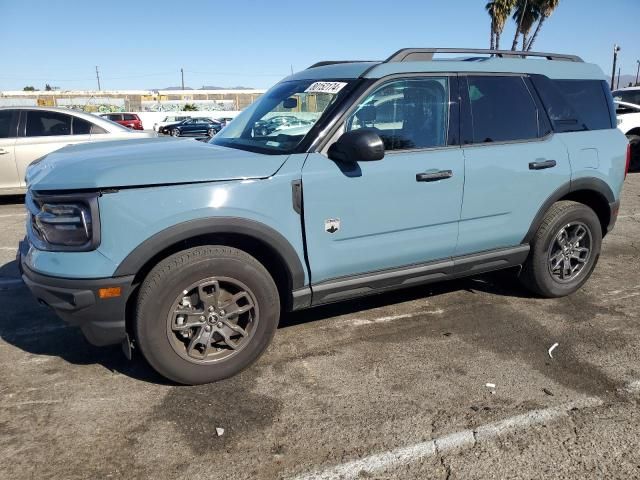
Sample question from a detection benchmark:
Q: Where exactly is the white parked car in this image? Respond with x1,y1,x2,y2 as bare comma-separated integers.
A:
0,107,156,195
613,99,640,171
152,115,192,132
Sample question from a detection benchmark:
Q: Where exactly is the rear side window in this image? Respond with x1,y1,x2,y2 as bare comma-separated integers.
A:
123,114,137,121
467,76,538,143
105,114,122,121
553,80,613,130
0,110,17,138
26,111,71,137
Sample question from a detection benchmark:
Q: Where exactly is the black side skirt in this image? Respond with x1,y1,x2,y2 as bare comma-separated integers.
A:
299,244,530,308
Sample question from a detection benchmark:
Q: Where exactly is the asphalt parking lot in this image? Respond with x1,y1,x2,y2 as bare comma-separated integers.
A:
1,174,640,480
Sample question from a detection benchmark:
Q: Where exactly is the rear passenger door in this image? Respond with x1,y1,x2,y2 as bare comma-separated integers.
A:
456,75,571,256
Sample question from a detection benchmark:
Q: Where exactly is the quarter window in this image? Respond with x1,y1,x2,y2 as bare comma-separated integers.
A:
467,76,538,143
554,80,613,130
346,78,450,151
72,117,93,135
26,111,72,137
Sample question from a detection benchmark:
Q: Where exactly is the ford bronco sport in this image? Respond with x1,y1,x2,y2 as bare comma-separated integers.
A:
19,48,630,384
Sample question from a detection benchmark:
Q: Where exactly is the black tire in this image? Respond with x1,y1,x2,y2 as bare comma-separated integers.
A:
520,201,602,298
628,135,640,172
171,128,180,137
135,246,280,385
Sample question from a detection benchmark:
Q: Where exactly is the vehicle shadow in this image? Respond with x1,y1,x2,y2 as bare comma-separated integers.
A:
0,259,20,279
0,194,25,206
0,260,529,385
280,267,530,328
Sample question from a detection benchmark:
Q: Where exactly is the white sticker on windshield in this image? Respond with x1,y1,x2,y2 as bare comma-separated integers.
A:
304,81,348,94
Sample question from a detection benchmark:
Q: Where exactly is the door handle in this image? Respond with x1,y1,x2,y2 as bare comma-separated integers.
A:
416,170,453,182
0,149,8,155
529,160,556,170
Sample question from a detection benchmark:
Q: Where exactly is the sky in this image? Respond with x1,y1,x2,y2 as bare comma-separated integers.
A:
0,0,638,91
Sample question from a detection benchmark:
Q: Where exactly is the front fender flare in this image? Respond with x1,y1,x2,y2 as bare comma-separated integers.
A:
113,217,306,289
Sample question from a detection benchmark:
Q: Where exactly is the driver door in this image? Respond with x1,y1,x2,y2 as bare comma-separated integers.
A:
301,76,464,286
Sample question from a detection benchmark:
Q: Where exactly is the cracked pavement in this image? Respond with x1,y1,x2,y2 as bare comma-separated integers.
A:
1,173,640,479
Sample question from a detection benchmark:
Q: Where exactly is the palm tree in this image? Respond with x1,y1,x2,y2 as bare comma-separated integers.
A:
510,0,541,51
526,0,560,51
486,0,516,50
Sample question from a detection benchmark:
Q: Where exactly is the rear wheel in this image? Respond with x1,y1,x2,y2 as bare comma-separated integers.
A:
520,201,602,298
207,128,216,137
135,246,280,385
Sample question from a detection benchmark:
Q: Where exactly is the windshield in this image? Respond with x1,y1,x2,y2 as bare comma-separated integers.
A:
210,79,353,154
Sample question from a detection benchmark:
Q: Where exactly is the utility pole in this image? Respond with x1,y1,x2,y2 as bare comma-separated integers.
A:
617,67,621,90
95,66,101,91
180,68,184,90
636,60,640,86
611,44,620,90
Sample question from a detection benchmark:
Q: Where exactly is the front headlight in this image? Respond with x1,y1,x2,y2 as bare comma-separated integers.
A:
27,191,100,251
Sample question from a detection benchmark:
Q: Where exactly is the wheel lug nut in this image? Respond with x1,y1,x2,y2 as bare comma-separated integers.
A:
216,322,223,328
220,310,225,315
208,306,214,312
205,325,211,332
199,315,205,321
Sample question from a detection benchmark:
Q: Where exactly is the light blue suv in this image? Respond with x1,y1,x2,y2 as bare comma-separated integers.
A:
19,48,630,384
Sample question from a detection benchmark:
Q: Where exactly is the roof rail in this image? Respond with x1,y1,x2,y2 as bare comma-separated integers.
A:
307,60,376,69
385,48,583,63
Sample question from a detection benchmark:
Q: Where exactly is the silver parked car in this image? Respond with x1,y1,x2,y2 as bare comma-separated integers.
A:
0,107,156,195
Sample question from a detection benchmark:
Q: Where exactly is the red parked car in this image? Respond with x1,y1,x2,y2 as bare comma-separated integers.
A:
99,112,144,130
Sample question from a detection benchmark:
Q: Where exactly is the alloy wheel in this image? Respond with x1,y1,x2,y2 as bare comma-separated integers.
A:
547,222,592,283
166,277,259,364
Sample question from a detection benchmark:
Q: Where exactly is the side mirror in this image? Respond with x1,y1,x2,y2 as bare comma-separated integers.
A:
327,129,384,163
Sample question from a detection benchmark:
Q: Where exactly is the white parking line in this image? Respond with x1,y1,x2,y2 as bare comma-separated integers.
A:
336,310,445,328
0,213,26,219
291,396,602,480
0,246,17,250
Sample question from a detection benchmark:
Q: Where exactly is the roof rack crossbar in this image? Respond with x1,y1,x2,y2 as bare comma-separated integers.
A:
385,48,583,63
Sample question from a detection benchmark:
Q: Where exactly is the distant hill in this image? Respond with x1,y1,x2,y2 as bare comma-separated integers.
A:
612,75,639,90
199,86,254,90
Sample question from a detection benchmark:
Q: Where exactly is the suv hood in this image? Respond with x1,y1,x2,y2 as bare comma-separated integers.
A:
26,137,289,191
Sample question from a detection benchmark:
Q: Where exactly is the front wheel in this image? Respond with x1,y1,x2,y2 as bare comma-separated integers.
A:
135,246,280,385
171,128,181,137
520,201,602,298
